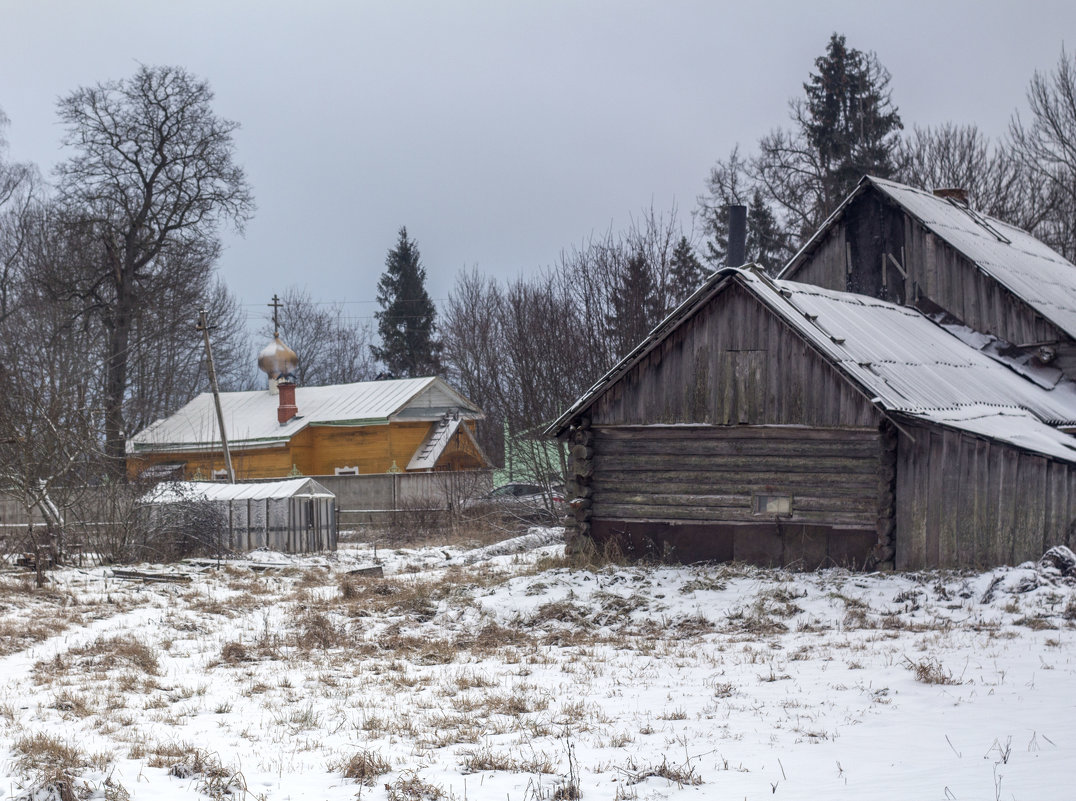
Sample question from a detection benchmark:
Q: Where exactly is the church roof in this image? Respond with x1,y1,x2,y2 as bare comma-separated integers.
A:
129,376,483,453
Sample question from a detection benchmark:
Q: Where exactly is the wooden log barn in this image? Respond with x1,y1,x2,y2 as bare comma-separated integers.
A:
548,267,1076,570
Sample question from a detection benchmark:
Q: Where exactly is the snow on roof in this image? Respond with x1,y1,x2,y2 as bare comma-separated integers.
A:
783,176,1076,340
143,478,335,503
740,270,1076,462
547,267,1076,463
129,377,482,453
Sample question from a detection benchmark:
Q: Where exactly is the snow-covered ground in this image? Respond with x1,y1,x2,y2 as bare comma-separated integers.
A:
1,531,1074,801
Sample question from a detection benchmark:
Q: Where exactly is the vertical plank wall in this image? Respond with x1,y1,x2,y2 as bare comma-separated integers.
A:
896,424,1076,569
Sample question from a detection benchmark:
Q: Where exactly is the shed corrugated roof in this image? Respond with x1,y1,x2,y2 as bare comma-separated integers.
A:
782,176,1076,340
129,377,482,453
741,271,1076,462
547,268,1076,463
143,478,335,503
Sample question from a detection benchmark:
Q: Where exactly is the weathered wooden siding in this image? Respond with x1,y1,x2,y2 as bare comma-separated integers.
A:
128,420,458,480
902,226,1060,347
896,424,1076,569
590,282,881,428
792,220,847,289
591,425,880,528
789,187,1076,374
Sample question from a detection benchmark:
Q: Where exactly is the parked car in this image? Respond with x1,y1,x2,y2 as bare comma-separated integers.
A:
477,481,566,524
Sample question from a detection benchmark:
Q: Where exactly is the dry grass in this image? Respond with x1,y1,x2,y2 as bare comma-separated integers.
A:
144,741,246,799
333,749,392,786
0,610,83,658
12,732,112,801
292,610,346,650
906,656,963,685
387,772,445,800
619,755,704,787
39,635,159,678
459,746,556,775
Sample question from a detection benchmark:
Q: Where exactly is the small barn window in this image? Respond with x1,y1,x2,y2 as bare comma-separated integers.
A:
212,469,228,481
752,494,792,517
334,466,359,476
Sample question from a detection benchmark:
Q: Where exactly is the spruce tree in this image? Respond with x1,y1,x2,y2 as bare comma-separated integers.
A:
697,33,903,267
605,249,663,359
371,227,442,378
668,236,708,305
803,33,903,210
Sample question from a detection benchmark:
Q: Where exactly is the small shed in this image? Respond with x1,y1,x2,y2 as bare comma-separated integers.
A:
143,478,337,554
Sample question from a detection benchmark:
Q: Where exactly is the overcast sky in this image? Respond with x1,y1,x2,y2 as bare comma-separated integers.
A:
1,1,1073,334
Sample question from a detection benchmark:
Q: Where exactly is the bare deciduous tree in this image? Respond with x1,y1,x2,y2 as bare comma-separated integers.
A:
1011,47,1076,260
442,206,691,488
894,123,1051,230
54,64,254,473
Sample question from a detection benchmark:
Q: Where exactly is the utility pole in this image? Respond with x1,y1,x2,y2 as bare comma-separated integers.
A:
196,309,235,483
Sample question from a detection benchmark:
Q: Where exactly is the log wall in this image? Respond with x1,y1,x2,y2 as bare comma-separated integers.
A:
591,425,879,528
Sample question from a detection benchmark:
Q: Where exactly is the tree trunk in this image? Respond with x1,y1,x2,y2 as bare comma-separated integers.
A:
103,243,132,478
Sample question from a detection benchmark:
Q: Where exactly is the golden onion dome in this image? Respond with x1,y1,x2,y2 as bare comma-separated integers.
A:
257,335,299,380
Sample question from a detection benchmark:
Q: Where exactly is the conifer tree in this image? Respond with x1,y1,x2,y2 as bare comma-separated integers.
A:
605,249,662,359
697,33,902,268
802,33,903,210
668,236,707,304
371,227,442,377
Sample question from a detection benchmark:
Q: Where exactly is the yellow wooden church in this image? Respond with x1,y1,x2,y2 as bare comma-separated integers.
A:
127,334,490,480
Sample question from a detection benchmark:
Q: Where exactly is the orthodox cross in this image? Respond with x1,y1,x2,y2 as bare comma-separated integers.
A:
268,294,283,337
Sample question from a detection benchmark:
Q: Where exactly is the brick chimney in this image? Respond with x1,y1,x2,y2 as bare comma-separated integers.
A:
277,380,298,425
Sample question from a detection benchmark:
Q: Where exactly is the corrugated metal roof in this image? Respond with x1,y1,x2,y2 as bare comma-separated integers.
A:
130,377,482,452
407,416,462,471
143,478,335,503
870,177,1076,339
547,267,1076,463
740,271,1076,461
782,176,1076,340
